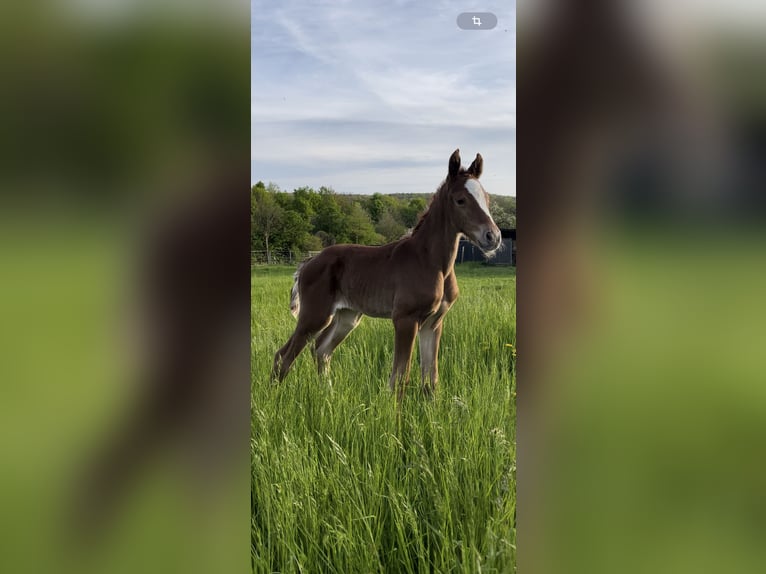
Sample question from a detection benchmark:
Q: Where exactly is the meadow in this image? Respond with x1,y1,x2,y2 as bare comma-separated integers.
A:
251,263,516,573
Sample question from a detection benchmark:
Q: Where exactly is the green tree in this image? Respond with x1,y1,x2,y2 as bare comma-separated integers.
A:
399,198,427,228
375,210,407,243
364,193,385,223
303,234,324,252
490,204,516,228
314,191,348,245
272,210,311,253
265,182,282,194
292,186,318,221
251,184,283,263
488,195,516,228
345,201,383,244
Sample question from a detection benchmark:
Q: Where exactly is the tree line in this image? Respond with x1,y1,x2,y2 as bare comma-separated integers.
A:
251,181,516,262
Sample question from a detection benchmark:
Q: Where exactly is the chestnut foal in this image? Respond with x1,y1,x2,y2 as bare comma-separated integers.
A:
273,149,502,400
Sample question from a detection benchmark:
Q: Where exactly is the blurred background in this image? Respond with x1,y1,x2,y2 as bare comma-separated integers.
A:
517,0,766,572
0,1,249,573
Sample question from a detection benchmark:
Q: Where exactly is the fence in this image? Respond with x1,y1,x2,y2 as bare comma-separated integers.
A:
251,250,323,265
251,250,300,265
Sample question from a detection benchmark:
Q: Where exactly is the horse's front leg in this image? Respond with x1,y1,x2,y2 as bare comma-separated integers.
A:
388,317,418,402
419,319,443,398
418,274,457,397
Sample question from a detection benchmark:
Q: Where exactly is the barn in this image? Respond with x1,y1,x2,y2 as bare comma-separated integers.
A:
457,228,515,265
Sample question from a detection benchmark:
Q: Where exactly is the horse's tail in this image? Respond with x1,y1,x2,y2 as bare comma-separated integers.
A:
289,261,305,318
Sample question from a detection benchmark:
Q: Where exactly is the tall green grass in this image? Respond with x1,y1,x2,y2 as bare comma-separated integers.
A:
252,264,516,573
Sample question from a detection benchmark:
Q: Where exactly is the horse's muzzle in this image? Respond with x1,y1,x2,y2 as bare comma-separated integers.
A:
478,228,502,253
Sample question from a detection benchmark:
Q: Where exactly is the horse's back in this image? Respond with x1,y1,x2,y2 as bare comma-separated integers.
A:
301,242,400,318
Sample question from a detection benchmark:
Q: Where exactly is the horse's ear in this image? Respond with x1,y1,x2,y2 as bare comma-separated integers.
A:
448,149,461,178
468,153,483,178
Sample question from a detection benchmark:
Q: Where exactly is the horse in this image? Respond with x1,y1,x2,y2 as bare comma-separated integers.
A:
272,149,502,400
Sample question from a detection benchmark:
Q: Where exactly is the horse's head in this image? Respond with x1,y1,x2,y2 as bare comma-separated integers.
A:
445,149,502,254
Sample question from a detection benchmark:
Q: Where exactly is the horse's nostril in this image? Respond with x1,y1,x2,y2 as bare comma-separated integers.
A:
485,231,494,243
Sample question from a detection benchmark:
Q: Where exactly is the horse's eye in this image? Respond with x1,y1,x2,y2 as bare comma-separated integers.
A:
456,198,466,206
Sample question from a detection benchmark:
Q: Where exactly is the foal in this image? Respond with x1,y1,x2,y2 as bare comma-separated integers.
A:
273,149,502,400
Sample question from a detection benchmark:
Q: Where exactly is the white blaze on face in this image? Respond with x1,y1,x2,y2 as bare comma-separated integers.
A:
464,178,492,218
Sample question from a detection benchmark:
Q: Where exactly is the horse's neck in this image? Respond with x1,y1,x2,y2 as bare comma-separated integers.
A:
409,193,460,274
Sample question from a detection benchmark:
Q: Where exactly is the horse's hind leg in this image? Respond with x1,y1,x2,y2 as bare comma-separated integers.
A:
313,309,362,375
273,335,297,381
388,316,418,401
273,312,333,381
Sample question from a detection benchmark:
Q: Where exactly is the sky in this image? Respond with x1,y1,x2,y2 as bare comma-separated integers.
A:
251,0,515,196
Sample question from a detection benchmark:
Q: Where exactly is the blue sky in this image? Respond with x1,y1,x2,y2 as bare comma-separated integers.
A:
251,1,515,196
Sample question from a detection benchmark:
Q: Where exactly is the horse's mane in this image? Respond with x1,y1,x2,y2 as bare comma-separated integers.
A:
409,205,431,235
410,178,451,236
409,184,440,236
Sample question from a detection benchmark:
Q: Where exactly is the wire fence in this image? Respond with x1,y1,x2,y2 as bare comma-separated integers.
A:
251,250,323,266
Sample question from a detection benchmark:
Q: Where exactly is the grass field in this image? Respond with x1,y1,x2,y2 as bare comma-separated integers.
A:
251,263,516,573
